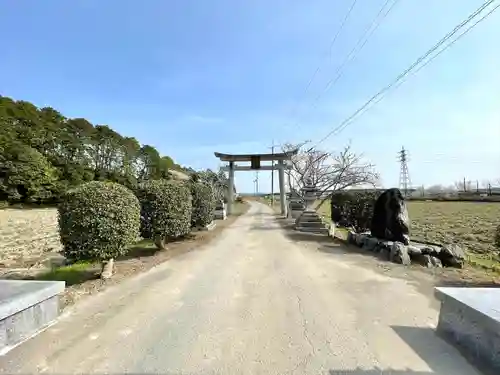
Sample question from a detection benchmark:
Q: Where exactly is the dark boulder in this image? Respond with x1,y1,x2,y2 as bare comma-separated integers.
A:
370,188,410,245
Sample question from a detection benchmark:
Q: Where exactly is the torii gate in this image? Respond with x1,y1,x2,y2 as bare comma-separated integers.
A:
214,149,298,216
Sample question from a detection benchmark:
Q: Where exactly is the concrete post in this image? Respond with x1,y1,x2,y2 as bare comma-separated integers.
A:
227,161,235,215
278,160,287,216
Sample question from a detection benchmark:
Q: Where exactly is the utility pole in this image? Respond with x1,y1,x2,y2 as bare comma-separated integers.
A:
268,140,283,206
254,171,259,196
270,140,275,206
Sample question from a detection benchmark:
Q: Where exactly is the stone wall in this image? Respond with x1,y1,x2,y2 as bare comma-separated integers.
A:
0,209,62,268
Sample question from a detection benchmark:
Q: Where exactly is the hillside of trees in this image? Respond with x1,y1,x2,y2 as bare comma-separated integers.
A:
0,95,185,205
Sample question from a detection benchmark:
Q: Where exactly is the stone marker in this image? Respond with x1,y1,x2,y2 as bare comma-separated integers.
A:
370,188,410,245
435,287,500,374
0,280,65,353
288,199,305,219
214,200,227,220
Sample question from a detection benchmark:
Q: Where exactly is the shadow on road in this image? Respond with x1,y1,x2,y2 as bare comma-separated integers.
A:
329,326,485,374
391,325,490,375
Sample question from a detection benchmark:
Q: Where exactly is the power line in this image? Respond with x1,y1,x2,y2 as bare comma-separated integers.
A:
289,0,400,133
372,1,500,102
309,0,499,151
283,0,359,130
307,0,400,111
325,0,500,143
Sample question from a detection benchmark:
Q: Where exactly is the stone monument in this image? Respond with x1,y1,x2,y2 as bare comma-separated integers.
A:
294,178,329,235
370,188,410,245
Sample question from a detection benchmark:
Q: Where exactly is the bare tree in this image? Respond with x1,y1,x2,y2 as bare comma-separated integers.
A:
454,179,474,192
282,142,379,209
426,184,444,194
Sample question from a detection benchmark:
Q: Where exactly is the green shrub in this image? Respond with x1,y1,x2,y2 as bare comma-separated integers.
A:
330,191,380,232
190,182,215,228
0,201,8,209
58,181,140,262
136,179,192,249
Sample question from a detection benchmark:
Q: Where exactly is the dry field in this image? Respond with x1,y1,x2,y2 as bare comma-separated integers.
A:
317,199,500,262
0,208,61,267
408,201,500,258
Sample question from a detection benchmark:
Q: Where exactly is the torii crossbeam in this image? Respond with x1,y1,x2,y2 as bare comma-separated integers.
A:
214,149,298,216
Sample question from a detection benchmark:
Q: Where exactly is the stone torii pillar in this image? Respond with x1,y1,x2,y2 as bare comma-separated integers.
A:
227,161,235,215
278,160,287,216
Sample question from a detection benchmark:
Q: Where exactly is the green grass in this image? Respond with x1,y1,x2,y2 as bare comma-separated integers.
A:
36,240,160,285
37,261,98,286
315,200,331,220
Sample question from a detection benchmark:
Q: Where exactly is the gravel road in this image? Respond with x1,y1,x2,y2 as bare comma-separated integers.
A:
0,201,480,374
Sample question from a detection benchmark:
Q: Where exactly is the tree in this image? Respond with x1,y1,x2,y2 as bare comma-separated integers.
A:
192,168,230,202
282,142,379,208
135,145,161,181
0,94,185,204
0,142,57,203
454,179,474,192
58,181,140,279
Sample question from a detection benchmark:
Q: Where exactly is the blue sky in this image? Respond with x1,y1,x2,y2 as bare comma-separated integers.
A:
1,0,499,193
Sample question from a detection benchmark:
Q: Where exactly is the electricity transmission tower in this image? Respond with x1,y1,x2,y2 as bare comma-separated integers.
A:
398,146,412,197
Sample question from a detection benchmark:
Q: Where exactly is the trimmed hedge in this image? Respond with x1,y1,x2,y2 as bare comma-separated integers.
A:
58,181,140,262
330,191,380,232
190,182,215,228
136,179,192,248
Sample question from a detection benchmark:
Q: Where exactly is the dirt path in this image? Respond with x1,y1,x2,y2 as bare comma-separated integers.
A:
0,202,480,374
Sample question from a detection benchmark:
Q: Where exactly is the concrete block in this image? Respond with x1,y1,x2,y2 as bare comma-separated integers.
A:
0,280,64,353
435,287,500,374
214,208,227,220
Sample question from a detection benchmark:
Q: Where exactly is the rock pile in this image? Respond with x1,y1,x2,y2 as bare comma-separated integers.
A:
347,231,466,268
